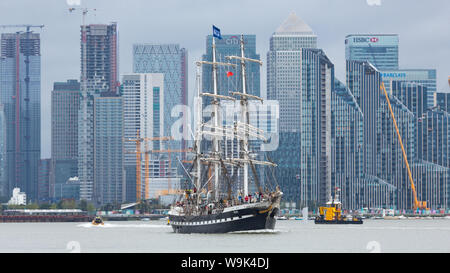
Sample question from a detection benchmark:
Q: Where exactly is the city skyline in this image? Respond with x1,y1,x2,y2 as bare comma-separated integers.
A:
0,0,448,161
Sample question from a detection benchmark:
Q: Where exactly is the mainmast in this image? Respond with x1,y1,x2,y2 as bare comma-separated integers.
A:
226,35,263,197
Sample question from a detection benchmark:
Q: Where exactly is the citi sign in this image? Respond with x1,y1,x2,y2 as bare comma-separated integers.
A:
218,36,246,45
353,37,379,43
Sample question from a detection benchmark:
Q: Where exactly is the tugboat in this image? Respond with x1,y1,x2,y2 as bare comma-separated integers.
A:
314,188,363,224
92,216,104,226
168,28,282,234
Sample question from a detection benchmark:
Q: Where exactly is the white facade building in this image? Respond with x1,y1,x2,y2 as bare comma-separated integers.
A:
122,73,165,201
8,188,26,205
267,12,317,132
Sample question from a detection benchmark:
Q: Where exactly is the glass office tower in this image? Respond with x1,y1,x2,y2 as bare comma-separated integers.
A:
345,34,399,71
51,80,80,201
0,105,6,198
266,12,322,207
0,32,41,201
331,80,365,209
122,73,165,202
202,34,260,99
93,94,124,205
381,69,436,108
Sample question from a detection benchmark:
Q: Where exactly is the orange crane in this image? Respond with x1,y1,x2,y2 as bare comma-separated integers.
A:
381,82,428,211
144,145,193,196
125,131,191,201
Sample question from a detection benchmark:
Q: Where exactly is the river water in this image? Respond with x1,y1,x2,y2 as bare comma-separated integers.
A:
0,218,449,253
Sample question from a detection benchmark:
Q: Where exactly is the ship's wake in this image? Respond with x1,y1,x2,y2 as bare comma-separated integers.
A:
77,223,171,229
229,229,283,234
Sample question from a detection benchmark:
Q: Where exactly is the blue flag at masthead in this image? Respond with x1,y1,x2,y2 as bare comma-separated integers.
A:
212,25,222,39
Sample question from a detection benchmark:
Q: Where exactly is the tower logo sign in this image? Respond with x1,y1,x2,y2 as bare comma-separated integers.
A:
216,36,247,45
353,37,380,43
226,36,240,45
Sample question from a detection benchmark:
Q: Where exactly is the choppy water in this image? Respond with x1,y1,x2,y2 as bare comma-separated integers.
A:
1,219,449,252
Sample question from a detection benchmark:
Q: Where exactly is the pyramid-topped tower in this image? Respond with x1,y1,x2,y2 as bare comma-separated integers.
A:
275,11,315,35
270,12,317,50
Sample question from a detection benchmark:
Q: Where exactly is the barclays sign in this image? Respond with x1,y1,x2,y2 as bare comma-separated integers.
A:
382,72,407,78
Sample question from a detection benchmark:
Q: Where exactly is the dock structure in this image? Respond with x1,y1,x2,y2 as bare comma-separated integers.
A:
0,209,93,222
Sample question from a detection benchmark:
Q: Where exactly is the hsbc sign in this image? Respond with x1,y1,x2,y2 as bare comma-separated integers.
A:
353,37,379,43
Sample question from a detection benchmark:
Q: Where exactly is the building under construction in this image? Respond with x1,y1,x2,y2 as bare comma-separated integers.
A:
0,30,41,201
78,23,118,202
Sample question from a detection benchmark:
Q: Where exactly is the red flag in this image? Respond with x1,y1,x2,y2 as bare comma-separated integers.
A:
227,71,234,77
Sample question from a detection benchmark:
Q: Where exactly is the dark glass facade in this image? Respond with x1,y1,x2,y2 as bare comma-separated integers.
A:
0,32,41,201
51,79,80,201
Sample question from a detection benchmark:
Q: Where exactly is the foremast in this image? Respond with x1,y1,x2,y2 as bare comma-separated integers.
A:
196,35,236,201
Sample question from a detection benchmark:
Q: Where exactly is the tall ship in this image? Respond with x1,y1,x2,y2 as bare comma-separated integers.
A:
168,27,282,233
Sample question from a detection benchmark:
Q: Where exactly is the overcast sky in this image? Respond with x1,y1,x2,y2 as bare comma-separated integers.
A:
0,0,449,158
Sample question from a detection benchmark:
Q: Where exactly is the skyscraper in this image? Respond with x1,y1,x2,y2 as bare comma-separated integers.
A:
267,12,317,133
0,104,6,198
0,31,41,201
435,92,450,112
391,81,428,118
346,60,432,209
202,34,260,99
51,79,80,201
331,80,364,209
38,158,51,202
78,23,118,202
346,61,383,178
345,34,399,70
381,69,436,108
133,44,188,157
93,94,124,205
267,13,335,207
122,73,165,202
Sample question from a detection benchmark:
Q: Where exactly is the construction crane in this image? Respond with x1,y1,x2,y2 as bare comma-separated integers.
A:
381,82,428,211
0,24,44,193
125,131,191,202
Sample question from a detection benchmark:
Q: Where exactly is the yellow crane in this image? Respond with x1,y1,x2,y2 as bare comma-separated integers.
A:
125,131,191,201
380,82,428,211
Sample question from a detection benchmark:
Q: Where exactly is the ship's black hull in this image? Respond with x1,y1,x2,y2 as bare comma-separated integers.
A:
169,204,279,234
